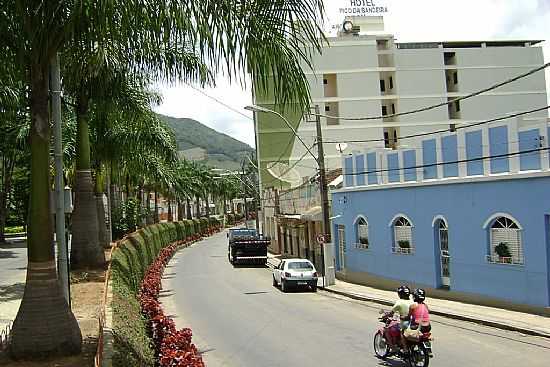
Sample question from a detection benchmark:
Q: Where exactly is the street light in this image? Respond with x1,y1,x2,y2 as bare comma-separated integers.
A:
246,104,331,287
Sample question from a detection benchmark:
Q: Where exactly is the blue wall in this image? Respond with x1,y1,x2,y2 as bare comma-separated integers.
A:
332,176,550,307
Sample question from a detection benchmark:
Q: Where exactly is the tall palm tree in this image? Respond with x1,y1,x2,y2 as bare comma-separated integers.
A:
3,0,325,358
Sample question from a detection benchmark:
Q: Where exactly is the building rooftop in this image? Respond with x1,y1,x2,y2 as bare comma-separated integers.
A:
397,40,544,49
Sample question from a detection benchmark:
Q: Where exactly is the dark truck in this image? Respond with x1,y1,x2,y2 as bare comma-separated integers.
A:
227,228,270,265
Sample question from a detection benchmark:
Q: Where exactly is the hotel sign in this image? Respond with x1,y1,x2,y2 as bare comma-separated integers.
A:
339,0,389,15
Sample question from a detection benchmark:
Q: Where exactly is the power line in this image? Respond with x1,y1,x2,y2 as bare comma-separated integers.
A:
315,62,550,121
344,146,550,177
184,82,253,121
323,105,550,144
263,147,314,185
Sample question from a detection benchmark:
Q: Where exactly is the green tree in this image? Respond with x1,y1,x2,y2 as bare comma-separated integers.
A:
3,0,325,359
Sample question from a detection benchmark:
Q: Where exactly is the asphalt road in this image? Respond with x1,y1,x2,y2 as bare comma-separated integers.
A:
163,230,550,367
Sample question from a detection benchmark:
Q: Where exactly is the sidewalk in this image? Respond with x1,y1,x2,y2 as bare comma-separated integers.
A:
266,254,550,338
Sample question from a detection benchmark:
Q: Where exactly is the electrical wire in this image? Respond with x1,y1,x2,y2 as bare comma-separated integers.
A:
315,62,550,121
344,146,550,177
323,105,550,144
184,82,253,121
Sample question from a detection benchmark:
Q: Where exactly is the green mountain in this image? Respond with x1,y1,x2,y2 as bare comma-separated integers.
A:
158,114,254,171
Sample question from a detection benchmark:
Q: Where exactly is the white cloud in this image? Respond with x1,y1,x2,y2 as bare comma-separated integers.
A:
154,0,550,147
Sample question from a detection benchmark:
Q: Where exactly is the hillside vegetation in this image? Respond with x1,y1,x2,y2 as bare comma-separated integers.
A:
159,114,254,170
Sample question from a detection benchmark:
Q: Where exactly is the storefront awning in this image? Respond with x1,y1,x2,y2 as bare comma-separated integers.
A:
301,206,323,222
279,214,302,220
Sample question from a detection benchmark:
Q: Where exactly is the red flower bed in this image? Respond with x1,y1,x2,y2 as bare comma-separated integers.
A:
139,240,205,367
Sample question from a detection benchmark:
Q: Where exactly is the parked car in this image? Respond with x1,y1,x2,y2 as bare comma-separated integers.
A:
272,259,318,292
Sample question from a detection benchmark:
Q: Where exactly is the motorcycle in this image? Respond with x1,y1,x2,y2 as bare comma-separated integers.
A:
373,310,433,367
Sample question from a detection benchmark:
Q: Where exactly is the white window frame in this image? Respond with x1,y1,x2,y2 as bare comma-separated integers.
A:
485,215,524,266
354,216,370,250
390,215,414,255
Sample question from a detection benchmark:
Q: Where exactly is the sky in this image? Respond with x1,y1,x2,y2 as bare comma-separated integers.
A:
153,0,550,148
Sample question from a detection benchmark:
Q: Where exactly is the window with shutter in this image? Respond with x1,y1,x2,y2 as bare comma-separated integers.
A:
487,217,523,265
393,217,414,254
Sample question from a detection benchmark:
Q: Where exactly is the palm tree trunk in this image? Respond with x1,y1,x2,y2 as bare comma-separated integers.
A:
167,198,173,222
154,190,159,223
105,165,113,244
10,66,81,358
70,93,105,269
204,195,210,218
177,200,183,221
186,197,192,220
95,164,109,249
146,189,153,224
195,195,200,218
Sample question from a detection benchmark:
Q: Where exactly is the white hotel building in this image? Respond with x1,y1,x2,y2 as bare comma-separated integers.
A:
254,16,548,188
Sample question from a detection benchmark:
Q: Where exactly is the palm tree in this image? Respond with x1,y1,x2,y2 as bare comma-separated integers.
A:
3,0,325,358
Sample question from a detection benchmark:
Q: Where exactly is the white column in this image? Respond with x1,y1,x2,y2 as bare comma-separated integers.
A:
351,152,357,187
482,126,490,175
509,119,520,173
457,129,467,177
540,121,550,171
379,150,389,184
415,139,424,182
398,150,405,183
435,136,443,178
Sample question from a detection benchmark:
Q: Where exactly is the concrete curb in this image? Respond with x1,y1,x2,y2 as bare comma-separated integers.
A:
99,276,114,367
319,286,550,339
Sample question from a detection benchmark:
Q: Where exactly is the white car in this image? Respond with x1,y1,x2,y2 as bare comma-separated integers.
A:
272,259,318,292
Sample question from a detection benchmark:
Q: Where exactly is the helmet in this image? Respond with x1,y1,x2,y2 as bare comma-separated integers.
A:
397,285,411,300
413,288,426,303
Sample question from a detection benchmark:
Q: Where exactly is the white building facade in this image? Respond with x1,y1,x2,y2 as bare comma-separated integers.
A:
254,17,548,187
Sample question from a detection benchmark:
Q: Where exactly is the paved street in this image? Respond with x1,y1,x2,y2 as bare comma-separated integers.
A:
0,238,27,331
162,231,550,367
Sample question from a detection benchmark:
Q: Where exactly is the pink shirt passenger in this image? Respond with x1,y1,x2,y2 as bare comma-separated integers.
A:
410,303,430,325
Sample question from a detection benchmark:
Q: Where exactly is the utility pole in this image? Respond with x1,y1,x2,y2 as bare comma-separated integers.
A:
241,160,248,222
314,105,330,288
51,54,70,306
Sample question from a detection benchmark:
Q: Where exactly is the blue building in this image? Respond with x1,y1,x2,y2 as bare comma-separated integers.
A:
331,118,550,311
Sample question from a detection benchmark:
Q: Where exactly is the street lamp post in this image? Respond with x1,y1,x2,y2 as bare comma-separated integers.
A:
245,105,330,287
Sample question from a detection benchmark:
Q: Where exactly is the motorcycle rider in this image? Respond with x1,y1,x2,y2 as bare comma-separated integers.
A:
391,285,413,352
409,288,431,332
409,288,433,357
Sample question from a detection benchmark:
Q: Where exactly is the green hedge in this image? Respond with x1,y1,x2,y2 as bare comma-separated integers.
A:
199,217,209,233
209,217,220,227
111,222,187,367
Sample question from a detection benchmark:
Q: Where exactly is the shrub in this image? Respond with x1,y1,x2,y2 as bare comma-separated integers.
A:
199,217,209,233
4,225,25,234
495,242,512,258
112,198,146,240
397,240,410,249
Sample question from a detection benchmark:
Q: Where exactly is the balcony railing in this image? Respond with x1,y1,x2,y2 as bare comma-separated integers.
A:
354,242,370,250
486,254,524,266
391,246,415,255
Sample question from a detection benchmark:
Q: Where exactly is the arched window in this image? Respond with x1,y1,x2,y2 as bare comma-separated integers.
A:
355,217,369,250
393,216,414,254
488,216,523,265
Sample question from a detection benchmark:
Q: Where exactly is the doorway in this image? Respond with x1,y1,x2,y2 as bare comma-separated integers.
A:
436,219,450,288
337,224,346,271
